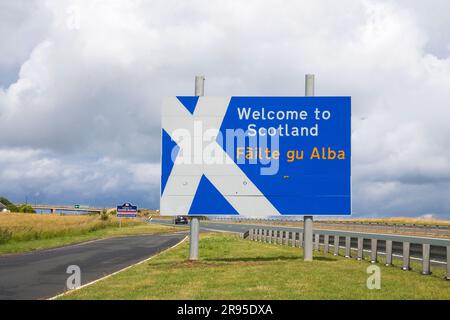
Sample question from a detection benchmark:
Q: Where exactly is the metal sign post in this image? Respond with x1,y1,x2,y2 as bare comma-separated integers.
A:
303,74,315,261
189,75,204,261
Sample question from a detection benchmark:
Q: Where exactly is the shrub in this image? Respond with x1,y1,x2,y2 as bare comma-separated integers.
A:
0,228,13,244
17,205,36,213
100,210,109,221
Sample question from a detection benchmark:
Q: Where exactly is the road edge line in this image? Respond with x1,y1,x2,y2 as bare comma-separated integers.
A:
48,234,188,300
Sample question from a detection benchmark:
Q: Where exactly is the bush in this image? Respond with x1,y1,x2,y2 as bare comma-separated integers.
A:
17,205,36,213
100,210,109,221
0,228,13,244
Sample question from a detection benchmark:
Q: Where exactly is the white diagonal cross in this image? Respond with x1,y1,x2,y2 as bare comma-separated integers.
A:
161,97,280,217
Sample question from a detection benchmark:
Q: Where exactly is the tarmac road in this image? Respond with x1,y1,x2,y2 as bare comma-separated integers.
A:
0,232,187,300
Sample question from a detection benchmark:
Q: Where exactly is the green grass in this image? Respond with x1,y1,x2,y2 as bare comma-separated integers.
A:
0,214,185,255
61,233,450,300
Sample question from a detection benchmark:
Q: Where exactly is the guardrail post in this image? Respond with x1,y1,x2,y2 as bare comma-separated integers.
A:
264,229,268,242
292,232,296,247
422,244,431,275
249,229,254,241
370,239,378,263
447,247,450,280
334,235,339,256
357,238,363,260
299,232,303,248
268,230,272,243
324,234,329,253
278,231,282,245
314,233,320,251
284,231,289,246
402,242,410,271
345,236,351,258
259,229,262,242
385,240,393,266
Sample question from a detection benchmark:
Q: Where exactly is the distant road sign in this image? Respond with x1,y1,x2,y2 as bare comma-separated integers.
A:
74,205,89,209
161,96,351,217
117,203,138,218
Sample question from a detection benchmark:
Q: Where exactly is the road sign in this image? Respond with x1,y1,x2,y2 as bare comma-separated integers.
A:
74,205,89,209
117,203,138,218
161,96,351,217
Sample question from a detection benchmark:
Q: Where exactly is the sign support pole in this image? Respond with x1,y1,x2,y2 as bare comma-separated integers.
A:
303,74,315,262
189,75,205,261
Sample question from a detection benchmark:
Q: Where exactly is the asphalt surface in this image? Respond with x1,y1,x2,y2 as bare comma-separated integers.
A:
0,232,187,300
151,219,448,263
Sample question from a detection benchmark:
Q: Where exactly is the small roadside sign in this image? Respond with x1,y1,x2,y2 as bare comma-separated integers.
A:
117,203,138,218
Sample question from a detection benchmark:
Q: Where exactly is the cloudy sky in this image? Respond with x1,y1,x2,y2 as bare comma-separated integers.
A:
1,0,450,219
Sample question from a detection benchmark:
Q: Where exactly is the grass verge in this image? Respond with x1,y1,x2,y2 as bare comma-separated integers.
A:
60,233,450,300
0,213,184,255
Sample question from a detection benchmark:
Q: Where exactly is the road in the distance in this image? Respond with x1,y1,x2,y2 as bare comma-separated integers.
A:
0,233,186,300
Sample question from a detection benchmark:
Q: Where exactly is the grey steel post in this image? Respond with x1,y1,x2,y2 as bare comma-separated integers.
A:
422,244,431,275
345,236,351,258
284,231,289,245
314,233,320,251
264,229,268,242
189,217,200,260
447,246,450,280
249,229,253,241
268,230,272,243
195,75,205,96
334,235,339,256
304,216,313,261
357,238,364,260
385,240,393,266
324,234,329,254
305,74,315,96
189,75,205,261
258,229,262,242
292,232,296,247
303,75,315,261
370,239,378,263
299,232,303,248
402,242,410,271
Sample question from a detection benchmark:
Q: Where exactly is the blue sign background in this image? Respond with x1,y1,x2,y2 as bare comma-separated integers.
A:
219,97,351,215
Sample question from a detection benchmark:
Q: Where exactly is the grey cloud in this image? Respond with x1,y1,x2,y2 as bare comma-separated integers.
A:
0,0,450,218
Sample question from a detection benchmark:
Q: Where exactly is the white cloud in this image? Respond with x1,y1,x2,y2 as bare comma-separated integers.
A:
0,0,450,217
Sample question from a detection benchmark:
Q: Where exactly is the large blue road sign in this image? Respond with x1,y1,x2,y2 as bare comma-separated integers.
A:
161,96,351,217
117,203,138,218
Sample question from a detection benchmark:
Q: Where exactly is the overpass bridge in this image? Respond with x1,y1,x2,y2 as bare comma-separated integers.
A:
30,204,104,214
